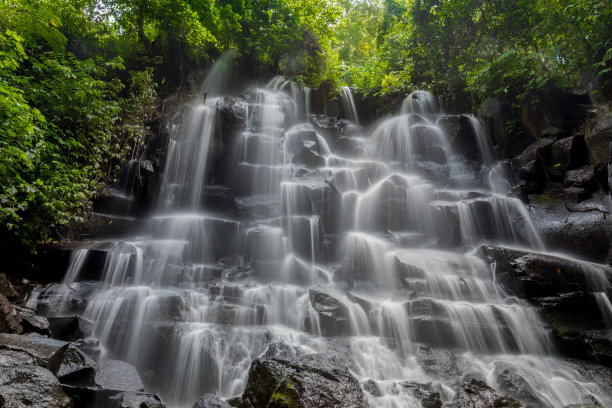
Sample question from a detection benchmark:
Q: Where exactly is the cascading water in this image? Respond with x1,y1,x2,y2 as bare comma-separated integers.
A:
32,61,612,408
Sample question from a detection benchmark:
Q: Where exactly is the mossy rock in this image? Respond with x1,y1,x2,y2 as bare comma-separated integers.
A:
267,379,298,408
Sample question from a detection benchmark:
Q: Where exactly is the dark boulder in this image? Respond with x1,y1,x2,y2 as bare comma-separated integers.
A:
0,333,67,369
528,204,610,263
362,379,382,397
242,353,365,408
550,135,588,176
111,391,166,408
0,274,17,299
493,362,543,407
415,345,461,381
584,113,612,164
54,345,96,384
308,287,349,336
192,393,232,408
0,364,73,408
0,295,50,335
446,379,525,408
48,316,94,341
95,360,145,393
475,245,612,299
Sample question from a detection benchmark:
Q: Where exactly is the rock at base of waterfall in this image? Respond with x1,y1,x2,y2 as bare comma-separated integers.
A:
94,360,145,393
0,295,50,335
0,333,67,369
0,274,17,299
110,391,167,408
48,315,94,341
475,245,612,299
493,362,544,407
242,353,365,408
308,287,349,336
446,379,526,408
0,364,73,408
0,349,35,368
53,345,96,383
192,392,232,408
415,345,461,381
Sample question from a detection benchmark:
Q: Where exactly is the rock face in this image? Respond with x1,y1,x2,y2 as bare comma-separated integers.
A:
308,287,349,336
94,360,145,393
0,364,73,408
110,391,166,408
0,295,50,335
475,245,612,299
48,316,94,341
446,379,525,408
242,352,365,408
192,393,232,408
0,333,67,369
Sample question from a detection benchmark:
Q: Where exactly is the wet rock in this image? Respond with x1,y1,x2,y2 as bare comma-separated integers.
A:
111,391,166,408
72,337,103,359
0,333,67,369
446,379,525,408
0,364,73,408
235,195,281,220
363,379,382,397
226,395,243,407
0,274,17,299
421,391,443,408
48,316,94,341
95,360,145,393
529,205,610,263
54,345,96,384
193,393,232,408
563,166,599,190
415,345,461,381
550,135,588,175
584,113,612,164
0,294,49,335
263,342,300,361
475,245,612,299
309,287,349,336
242,353,365,408
493,362,543,407
0,295,23,333
0,349,35,368
514,138,554,177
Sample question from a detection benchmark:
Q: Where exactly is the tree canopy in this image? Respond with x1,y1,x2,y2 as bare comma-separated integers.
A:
1,0,611,257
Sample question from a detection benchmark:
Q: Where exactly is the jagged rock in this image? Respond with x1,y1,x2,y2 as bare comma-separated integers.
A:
0,295,49,335
415,345,461,381
0,333,67,369
308,287,349,336
550,135,588,175
446,379,525,408
529,205,610,263
226,395,243,407
563,166,598,189
72,337,103,359
363,379,382,397
0,364,73,408
242,353,365,408
475,245,612,299
0,274,17,299
493,362,543,407
193,393,231,408
48,316,94,341
0,349,35,368
514,138,554,177
584,113,612,164
95,360,145,393
53,345,96,384
111,391,166,408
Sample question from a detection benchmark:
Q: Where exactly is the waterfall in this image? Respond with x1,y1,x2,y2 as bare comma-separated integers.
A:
39,74,612,408
341,85,360,125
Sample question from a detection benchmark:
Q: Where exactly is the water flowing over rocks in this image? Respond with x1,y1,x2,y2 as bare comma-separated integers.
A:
13,64,612,408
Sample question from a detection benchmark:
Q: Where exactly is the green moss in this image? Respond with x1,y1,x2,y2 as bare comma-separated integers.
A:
266,378,298,408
